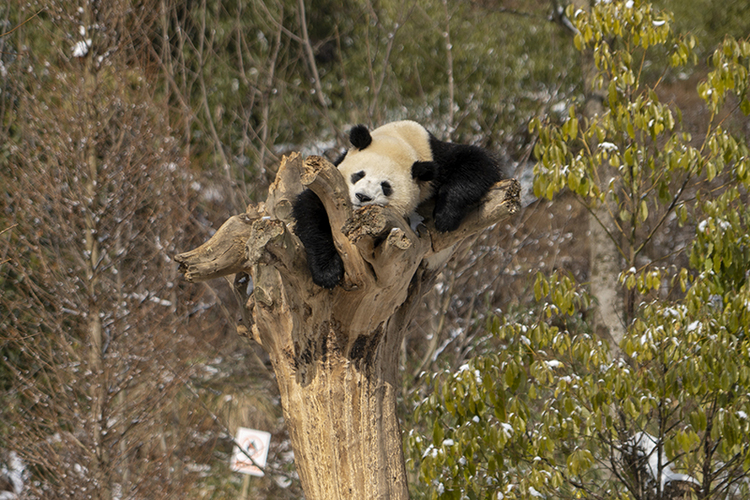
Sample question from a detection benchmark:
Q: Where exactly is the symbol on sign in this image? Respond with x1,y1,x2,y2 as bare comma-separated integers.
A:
230,428,271,477
236,437,265,465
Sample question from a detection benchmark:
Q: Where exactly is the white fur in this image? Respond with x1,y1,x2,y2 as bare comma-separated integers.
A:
337,120,434,215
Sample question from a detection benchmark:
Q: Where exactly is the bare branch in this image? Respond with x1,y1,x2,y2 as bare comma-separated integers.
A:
0,7,45,39
174,212,259,281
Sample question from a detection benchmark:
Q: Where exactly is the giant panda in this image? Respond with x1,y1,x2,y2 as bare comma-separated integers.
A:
292,120,504,289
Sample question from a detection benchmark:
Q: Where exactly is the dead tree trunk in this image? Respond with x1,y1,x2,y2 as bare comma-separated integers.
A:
175,153,519,500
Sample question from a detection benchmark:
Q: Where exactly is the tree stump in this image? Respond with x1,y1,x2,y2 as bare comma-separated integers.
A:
175,153,520,499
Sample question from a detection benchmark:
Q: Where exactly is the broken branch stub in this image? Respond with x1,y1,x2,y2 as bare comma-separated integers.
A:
174,212,257,282
174,154,520,500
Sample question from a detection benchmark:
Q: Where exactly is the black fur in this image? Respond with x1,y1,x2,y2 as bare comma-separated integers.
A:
427,134,503,232
411,161,437,182
349,124,372,149
351,170,365,183
292,189,345,289
292,123,504,288
333,150,348,166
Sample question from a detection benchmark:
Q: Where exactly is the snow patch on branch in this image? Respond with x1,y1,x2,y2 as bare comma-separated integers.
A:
72,39,92,58
625,432,699,491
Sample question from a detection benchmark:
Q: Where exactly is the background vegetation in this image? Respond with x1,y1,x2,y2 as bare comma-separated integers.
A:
1,0,748,498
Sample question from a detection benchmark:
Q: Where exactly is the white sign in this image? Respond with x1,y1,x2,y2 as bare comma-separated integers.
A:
230,427,272,477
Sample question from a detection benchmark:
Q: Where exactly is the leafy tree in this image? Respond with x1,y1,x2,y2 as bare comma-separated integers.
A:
656,0,750,57
408,1,750,499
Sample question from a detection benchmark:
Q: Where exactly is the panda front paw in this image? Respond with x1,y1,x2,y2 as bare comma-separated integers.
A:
309,254,345,289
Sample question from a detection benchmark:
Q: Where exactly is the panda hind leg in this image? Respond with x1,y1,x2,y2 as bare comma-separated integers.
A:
432,143,502,232
292,189,345,289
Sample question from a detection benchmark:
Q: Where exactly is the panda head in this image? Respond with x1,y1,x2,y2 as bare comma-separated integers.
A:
336,121,435,215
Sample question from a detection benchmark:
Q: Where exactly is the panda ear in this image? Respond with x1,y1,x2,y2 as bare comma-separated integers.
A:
349,125,372,150
412,161,437,182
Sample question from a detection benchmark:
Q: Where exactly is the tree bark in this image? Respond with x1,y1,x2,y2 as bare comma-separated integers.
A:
175,153,519,499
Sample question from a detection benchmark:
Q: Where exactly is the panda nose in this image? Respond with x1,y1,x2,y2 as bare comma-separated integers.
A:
356,193,372,203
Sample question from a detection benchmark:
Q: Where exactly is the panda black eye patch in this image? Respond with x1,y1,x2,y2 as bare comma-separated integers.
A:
381,181,393,196
351,171,365,184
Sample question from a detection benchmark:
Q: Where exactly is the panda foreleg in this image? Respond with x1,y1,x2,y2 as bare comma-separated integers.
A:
432,144,501,233
292,189,345,289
